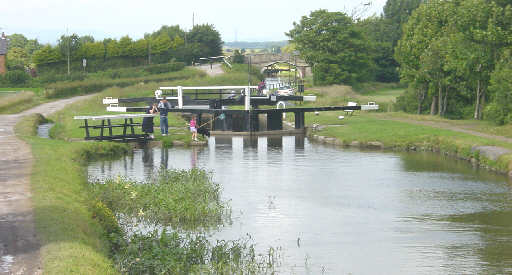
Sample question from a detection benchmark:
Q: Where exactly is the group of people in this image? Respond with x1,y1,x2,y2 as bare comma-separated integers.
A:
141,98,199,141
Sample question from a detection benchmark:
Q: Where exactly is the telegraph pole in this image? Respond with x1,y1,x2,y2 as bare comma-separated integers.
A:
67,28,70,76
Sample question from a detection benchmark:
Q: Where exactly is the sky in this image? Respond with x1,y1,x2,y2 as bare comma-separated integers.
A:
2,0,387,44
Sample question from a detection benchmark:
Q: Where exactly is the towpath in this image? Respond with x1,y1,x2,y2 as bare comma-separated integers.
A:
196,63,224,76
0,94,95,275
377,116,512,144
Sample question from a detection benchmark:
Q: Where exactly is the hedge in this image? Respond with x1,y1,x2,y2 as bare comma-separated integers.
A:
43,68,204,98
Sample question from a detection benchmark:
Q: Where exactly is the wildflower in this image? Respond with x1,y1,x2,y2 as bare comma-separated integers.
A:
138,209,144,216
130,191,137,199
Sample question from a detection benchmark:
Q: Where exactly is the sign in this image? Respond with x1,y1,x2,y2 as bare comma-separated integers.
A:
82,58,87,68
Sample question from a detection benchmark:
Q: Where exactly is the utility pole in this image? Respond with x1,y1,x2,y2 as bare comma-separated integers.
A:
67,28,70,76
248,55,251,86
148,40,151,65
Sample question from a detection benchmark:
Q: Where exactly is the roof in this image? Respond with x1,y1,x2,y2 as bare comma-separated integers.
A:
0,38,8,55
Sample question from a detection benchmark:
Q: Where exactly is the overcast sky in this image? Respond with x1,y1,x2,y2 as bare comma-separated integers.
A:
2,0,387,44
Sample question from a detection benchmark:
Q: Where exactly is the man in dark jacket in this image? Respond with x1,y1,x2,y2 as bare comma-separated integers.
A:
158,98,171,136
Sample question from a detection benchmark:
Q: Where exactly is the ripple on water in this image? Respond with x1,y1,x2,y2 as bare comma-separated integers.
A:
87,136,512,274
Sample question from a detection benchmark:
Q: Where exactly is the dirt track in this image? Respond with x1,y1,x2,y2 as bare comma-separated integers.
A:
0,94,94,275
196,63,224,76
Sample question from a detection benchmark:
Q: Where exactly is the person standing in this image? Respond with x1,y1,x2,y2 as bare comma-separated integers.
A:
189,115,198,141
158,98,171,136
142,103,157,139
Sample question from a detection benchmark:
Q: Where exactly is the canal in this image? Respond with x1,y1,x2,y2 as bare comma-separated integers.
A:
88,136,512,274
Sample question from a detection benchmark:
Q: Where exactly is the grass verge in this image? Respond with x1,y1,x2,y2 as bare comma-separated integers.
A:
15,114,131,274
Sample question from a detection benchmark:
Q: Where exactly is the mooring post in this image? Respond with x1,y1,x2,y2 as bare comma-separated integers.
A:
129,118,135,135
245,87,251,110
84,119,90,139
249,111,259,132
100,119,105,139
177,86,183,109
294,111,305,129
107,119,113,136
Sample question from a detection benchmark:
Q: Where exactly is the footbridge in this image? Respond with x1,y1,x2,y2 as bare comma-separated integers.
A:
244,53,311,78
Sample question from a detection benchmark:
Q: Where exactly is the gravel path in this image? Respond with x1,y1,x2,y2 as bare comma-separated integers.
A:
0,94,95,275
196,63,224,76
382,117,512,144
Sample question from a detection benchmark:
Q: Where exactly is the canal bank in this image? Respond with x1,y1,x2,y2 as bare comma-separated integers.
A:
87,135,512,274
13,77,512,273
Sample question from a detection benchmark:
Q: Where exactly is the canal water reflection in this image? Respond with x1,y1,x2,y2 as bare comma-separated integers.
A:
88,136,512,274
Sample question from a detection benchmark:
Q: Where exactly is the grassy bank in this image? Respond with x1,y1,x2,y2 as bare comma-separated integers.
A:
0,67,201,115
293,83,512,174
16,114,130,274
49,67,261,145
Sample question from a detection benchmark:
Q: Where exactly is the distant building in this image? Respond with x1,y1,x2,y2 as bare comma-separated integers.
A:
0,32,8,75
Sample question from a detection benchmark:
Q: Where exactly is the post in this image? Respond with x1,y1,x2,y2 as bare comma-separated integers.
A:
245,87,251,110
177,86,183,109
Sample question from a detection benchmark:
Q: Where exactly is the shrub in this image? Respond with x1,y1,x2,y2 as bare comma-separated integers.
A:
142,62,185,74
0,70,30,86
43,69,203,98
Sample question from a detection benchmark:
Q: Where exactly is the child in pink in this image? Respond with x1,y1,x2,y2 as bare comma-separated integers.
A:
190,115,198,141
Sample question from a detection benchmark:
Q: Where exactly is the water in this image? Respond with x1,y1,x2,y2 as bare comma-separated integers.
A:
37,123,54,138
88,136,512,274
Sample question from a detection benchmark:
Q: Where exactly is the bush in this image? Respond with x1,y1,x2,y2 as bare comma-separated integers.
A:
395,89,422,113
43,68,203,98
142,62,185,74
0,70,30,86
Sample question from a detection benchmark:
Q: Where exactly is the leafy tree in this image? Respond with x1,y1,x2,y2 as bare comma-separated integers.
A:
118,36,134,57
79,35,95,45
383,0,423,47
486,50,512,124
58,33,81,59
76,42,105,59
132,39,148,58
24,39,42,56
187,24,223,58
7,34,28,49
106,40,121,58
32,45,62,65
151,25,185,40
150,34,172,55
6,47,28,69
287,9,373,85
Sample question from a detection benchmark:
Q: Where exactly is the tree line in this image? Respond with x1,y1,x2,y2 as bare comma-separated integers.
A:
287,0,512,123
395,0,512,123
10,24,222,75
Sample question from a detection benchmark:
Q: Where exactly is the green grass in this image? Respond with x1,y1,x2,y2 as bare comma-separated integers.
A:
282,81,512,172
49,68,258,143
91,168,229,230
0,91,52,114
0,87,44,95
308,114,512,149
15,114,128,274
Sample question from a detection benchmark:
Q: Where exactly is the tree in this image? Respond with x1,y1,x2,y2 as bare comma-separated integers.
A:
486,49,512,124
58,33,81,74
33,45,62,65
383,0,423,47
118,36,134,57
6,47,28,70
287,9,373,85
187,24,223,58
7,34,28,49
79,35,95,45
395,0,512,120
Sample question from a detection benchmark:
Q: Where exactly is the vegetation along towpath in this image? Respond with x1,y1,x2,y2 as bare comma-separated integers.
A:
0,94,95,274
